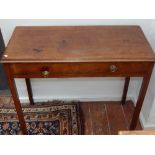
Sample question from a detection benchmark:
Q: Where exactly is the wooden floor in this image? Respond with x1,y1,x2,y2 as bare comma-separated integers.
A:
80,101,142,135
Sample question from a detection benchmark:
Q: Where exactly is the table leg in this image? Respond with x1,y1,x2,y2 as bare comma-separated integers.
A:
130,75,152,130
4,65,27,134
122,77,130,105
25,78,34,105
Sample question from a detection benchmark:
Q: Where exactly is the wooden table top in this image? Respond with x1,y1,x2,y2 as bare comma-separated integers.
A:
2,26,155,63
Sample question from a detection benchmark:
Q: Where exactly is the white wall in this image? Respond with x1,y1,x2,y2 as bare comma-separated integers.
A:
0,19,155,129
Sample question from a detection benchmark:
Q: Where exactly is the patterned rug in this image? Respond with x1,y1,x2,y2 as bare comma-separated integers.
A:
0,96,82,135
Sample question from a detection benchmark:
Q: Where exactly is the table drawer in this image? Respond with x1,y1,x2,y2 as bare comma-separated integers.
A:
10,62,153,78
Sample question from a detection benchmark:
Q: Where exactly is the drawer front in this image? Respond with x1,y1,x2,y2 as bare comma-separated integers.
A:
10,62,153,78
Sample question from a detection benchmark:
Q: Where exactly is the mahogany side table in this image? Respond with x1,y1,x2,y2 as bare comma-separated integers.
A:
1,26,155,134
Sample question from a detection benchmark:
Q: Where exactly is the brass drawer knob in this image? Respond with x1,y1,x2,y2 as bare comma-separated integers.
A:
42,70,49,77
110,65,118,72
41,67,50,77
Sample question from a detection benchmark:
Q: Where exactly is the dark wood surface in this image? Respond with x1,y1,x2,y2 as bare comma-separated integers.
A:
130,71,153,129
1,26,155,63
4,64,27,134
9,62,154,78
25,78,34,105
80,101,142,135
1,26,155,134
122,77,130,105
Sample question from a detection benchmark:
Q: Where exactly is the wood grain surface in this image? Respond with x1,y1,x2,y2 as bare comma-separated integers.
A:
9,62,154,78
2,26,155,63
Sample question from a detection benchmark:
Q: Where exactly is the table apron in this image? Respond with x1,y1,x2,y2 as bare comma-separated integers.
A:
8,62,154,78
